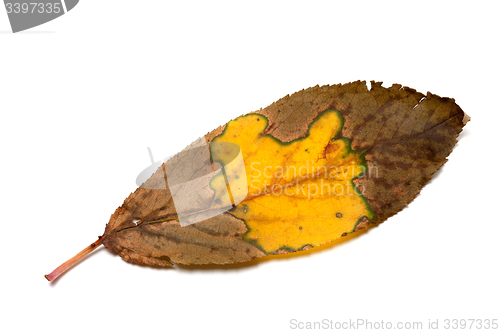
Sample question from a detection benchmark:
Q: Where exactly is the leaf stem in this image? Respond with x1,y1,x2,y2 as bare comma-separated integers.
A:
44,237,103,282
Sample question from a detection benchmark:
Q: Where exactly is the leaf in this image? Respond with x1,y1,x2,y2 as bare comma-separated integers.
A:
45,81,469,281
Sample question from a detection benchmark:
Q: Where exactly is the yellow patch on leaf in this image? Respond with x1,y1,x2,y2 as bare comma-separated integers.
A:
211,110,373,253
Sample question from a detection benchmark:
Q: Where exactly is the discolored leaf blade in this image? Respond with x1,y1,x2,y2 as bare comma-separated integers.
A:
45,81,469,281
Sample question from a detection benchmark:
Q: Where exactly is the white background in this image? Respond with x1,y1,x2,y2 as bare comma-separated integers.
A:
1,1,498,332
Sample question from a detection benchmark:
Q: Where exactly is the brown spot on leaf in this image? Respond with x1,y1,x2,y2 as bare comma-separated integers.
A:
354,217,371,231
394,187,405,196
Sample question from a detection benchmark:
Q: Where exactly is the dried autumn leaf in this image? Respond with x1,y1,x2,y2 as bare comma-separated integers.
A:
45,81,469,281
